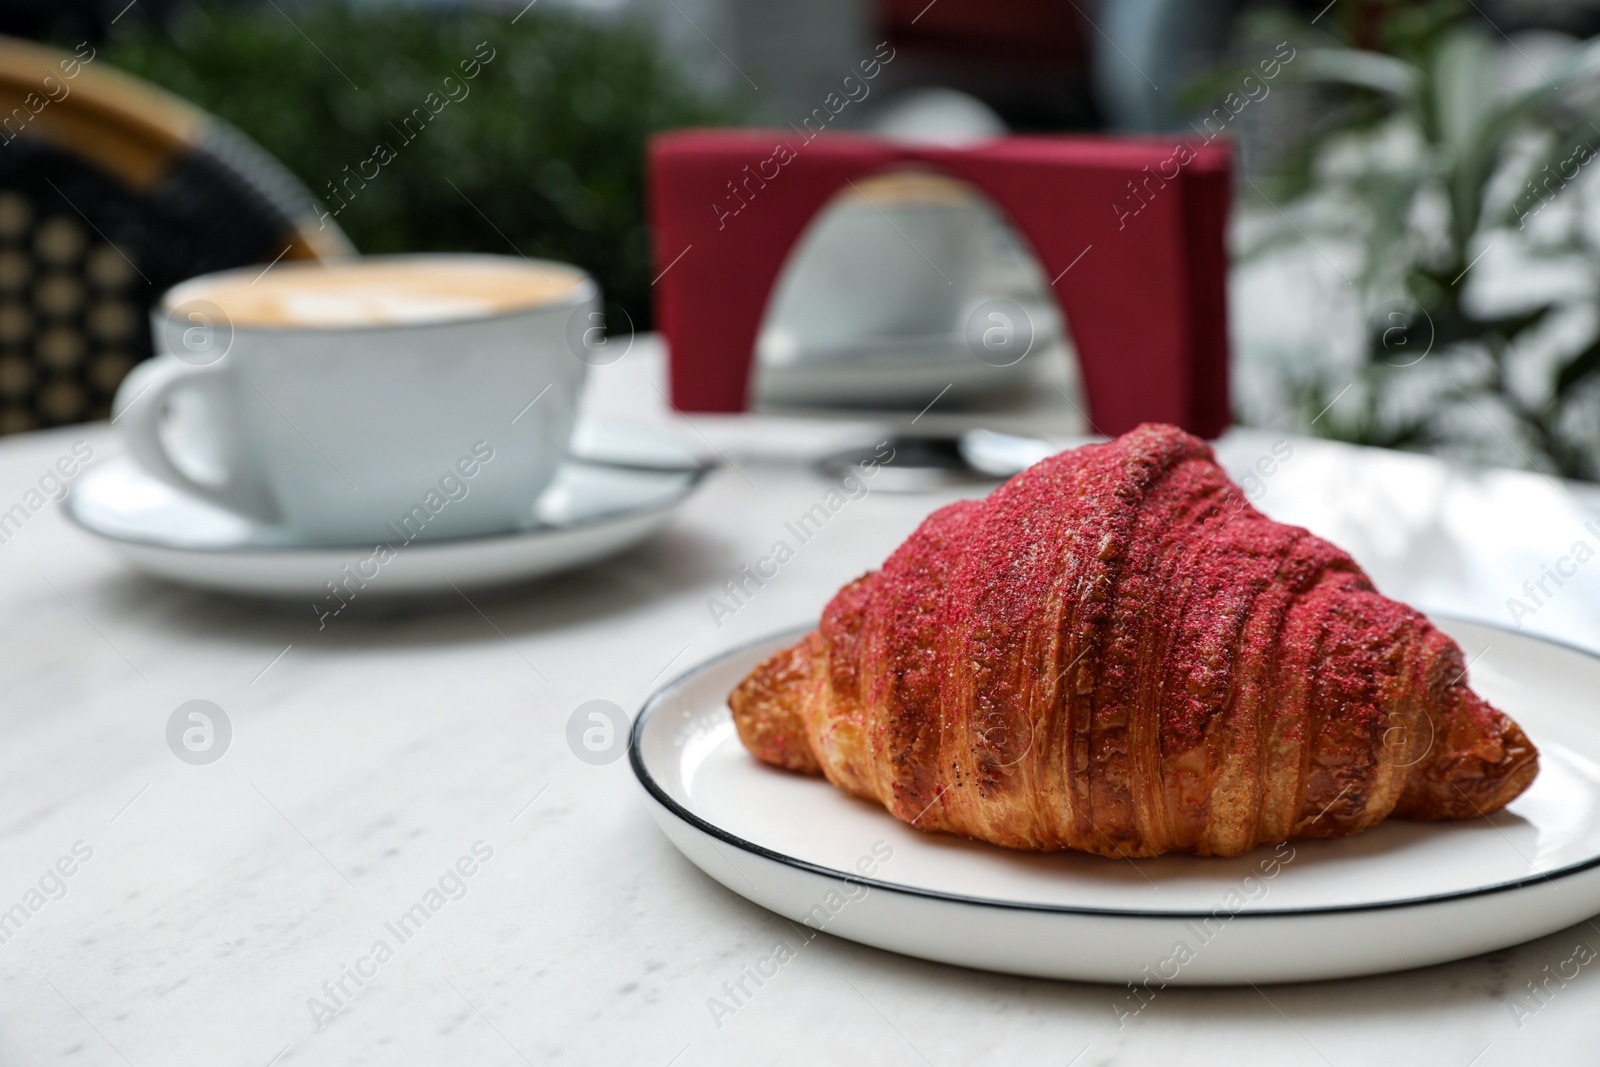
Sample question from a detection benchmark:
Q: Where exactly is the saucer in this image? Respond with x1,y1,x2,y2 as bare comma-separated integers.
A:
754,322,1064,409
65,418,711,597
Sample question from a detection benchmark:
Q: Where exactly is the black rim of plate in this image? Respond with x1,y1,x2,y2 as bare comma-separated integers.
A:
629,615,1600,920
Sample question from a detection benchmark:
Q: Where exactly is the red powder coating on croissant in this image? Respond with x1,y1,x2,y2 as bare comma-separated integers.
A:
729,424,1538,858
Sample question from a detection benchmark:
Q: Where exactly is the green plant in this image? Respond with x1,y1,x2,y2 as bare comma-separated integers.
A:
1235,0,1600,479
97,1,738,327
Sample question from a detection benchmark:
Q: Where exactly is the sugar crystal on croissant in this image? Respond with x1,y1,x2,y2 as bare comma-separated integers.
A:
729,424,1538,858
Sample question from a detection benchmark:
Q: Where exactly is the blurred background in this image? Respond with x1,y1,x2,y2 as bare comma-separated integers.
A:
7,0,1600,478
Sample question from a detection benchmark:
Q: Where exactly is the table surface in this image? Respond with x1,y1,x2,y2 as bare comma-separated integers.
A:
5,341,1600,1067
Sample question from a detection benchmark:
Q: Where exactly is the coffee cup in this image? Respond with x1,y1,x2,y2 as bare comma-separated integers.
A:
758,169,988,359
115,253,596,544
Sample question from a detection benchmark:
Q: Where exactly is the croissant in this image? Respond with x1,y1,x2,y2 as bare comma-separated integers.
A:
730,424,1538,858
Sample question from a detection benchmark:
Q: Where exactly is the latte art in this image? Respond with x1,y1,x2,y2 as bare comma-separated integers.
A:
164,256,586,329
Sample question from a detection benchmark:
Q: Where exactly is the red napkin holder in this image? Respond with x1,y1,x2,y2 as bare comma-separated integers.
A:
647,129,1231,437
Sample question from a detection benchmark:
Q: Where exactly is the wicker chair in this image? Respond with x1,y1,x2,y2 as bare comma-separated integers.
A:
0,34,350,433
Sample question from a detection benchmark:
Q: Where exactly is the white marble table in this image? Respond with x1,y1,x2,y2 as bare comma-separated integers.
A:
5,344,1600,1066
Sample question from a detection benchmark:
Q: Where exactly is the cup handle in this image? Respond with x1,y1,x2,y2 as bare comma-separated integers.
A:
113,356,278,522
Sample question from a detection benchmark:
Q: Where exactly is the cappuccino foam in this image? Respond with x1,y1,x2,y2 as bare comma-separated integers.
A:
167,256,586,328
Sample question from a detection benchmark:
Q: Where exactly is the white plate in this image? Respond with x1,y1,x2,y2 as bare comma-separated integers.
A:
66,419,709,597
631,616,1600,985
